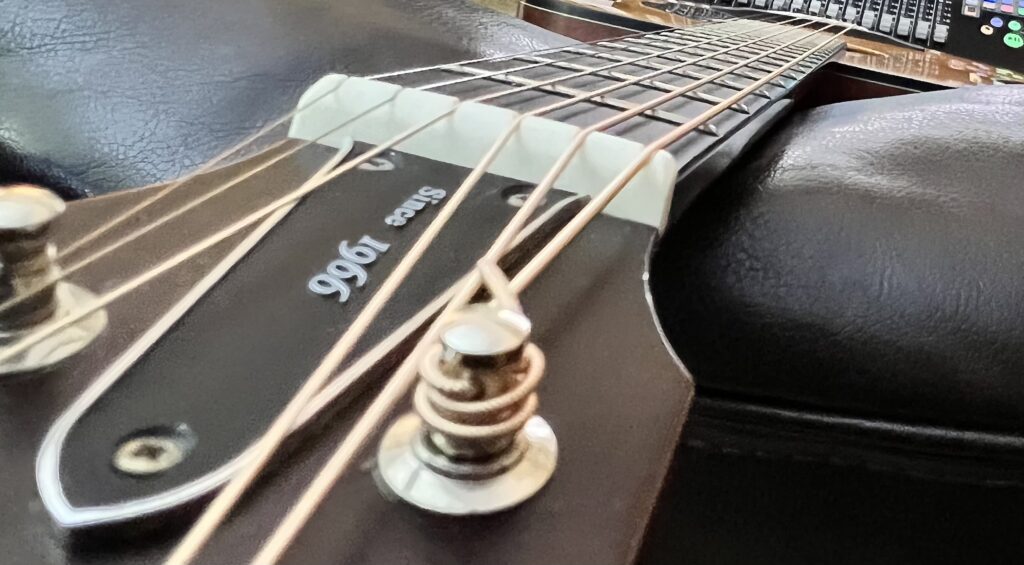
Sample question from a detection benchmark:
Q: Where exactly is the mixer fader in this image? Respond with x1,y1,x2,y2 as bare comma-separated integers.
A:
680,0,1022,71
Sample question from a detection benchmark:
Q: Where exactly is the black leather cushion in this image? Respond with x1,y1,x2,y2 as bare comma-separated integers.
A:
0,0,568,199
640,88,1024,565
653,85,1024,442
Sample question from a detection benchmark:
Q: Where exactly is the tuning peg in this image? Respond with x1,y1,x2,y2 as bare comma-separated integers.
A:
0,184,106,375
377,267,557,515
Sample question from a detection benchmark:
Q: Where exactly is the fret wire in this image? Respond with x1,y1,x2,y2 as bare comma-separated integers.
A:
623,37,803,81
721,54,801,77
5,22,802,322
732,37,809,58
651,34,800,65
672,27,816,59
515,56,751,114
249,26,851,565
404,25,722,89
604,70,753,113
608,41,788,88
436,17,787,91
656,34,736,48
563,47,768,97
441,17,793,105
427,27,706,85
659,17,816,52
439,20,812,135
682,40,803,69
724,28,812,52
444,64,721,135
361,15,743,83
511,26,851,289
654,49,791,86
487,19,812,119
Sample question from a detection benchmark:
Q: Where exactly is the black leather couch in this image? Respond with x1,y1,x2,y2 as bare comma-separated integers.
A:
647,85,1024,564
2,1,1021,563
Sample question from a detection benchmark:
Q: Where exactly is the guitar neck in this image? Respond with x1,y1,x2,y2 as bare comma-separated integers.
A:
289,18,844,228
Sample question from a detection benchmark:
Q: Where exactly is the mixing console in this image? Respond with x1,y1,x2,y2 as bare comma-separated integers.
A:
681,0,1023,71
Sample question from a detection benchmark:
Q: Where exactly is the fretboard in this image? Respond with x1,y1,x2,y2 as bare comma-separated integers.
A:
411,16,845,167
288,16,847,227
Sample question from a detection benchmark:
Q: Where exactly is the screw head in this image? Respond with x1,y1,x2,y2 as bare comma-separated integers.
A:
112,432,191,476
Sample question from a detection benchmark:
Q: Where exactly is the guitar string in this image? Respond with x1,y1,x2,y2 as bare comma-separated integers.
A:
53,8,748,260
286,13,817,428
0,28,728,319
247,19,847,560
0,19,789,368
161,17,808,565
55,20,692,260
0,16,776,322
55,5,751,262
252,24,852,565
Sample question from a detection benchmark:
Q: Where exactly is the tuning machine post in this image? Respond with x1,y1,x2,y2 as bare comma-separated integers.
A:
0,184,106,375
376,266,557,515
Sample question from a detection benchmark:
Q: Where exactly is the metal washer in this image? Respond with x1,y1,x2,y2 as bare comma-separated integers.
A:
0,282,107,376
377,412,558,515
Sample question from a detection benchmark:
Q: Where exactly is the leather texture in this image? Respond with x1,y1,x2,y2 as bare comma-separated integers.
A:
641,87,1024,564
0,0,569,199
652,84,1024,453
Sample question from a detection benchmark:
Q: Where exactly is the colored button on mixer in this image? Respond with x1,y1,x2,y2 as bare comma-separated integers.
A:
1011,19,1023,30
1005,32,1024,47
993,15,1005,25
981,24,995,34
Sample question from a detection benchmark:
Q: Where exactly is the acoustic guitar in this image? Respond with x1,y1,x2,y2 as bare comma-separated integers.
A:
0,3,1015,564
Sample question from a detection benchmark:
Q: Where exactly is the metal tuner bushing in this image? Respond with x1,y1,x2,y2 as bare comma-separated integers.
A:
377,301,557,516
0,185,106,375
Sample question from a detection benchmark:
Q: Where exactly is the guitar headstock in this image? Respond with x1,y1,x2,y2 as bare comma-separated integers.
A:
0,69,694,564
